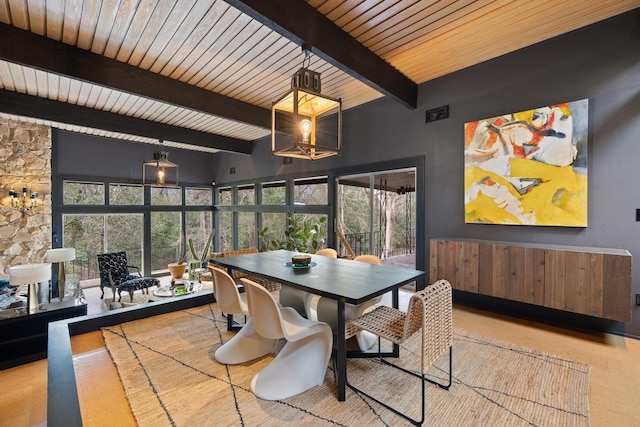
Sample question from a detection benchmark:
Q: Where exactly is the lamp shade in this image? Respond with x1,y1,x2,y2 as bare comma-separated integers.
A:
45,248,76,263
8,263,52,286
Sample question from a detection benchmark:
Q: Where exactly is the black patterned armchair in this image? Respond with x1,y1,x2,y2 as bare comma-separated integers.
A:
97,252,159,302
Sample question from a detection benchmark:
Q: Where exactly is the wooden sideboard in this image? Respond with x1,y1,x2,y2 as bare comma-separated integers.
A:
430,238,632,322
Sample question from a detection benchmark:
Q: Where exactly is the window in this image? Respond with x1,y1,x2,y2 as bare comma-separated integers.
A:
63,213,143,282
109,184,143,205
218,211,233,252
60,178,213,282
63,214,104,283
261,213,286,238
337,169,416,260
151,211,182,272
238,212,256,249
186,187,212,205
151,187,181,205
106,215,144,267
294,177,328,205
186,211,214,256
217,177,330,254
237,185,255,205
219,187,232,205
262,181,286,205
63,181,104,205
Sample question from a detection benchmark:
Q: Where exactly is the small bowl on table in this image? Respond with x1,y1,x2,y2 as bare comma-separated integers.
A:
291,254,312,267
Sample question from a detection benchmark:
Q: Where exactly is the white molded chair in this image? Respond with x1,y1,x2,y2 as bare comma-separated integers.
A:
279,248,338,320
345,279,453,426
316,254,383,350
210,266,276,364
242,278,333,401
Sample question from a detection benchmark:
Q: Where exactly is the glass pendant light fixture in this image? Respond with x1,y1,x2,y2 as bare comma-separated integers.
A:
271,50,342,160
142,140,179,187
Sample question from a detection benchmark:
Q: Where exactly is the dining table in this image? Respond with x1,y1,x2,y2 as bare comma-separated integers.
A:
211,249,427,401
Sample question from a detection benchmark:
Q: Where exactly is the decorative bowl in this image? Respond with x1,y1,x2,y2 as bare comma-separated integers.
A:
291,254,311,267
173,285,188,296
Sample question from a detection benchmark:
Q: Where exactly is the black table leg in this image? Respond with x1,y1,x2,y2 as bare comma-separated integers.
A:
392,287,400,357
336,297,346,401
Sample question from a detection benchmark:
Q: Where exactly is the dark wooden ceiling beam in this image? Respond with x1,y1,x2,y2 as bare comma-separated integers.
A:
0,23,271,129
224,0,418,109
0,89,253,154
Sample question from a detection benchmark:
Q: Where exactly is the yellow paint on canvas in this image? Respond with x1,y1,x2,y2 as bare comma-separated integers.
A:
511,158,587,226
465,190,524,224
465,166,529,225
465,158,587,226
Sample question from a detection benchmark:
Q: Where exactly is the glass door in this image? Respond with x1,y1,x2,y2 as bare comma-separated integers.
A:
336,168,416,268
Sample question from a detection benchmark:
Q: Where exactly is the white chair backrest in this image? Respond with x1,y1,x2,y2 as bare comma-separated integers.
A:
315,248,338,258
210,266,245,315
242,278,286,340
353,254,381,265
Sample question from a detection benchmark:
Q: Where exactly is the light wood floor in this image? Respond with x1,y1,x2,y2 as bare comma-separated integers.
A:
1,294,639,426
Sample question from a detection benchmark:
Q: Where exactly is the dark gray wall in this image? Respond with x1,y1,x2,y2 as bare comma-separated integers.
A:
213,10,640,337
57,131,216,184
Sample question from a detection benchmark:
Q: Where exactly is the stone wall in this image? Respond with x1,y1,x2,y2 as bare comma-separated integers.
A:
0,118,52,279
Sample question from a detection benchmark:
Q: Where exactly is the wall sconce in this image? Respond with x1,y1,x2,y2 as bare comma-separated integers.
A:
8,187,39,211
142,141,179,187
271,51,342,160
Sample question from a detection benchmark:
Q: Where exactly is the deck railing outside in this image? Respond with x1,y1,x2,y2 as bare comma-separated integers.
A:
338,231,415,259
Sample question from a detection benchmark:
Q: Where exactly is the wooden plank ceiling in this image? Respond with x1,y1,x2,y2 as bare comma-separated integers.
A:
0,0,638,153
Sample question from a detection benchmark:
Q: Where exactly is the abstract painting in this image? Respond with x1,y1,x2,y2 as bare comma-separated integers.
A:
464,99,588,226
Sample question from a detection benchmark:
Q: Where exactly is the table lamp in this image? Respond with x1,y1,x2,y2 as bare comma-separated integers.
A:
45,248,76,301
9,263,52,314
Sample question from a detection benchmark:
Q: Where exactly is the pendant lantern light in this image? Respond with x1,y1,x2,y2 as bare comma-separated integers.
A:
271,50,342,160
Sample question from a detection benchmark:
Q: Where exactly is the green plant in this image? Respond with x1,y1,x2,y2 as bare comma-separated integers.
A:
189,229,215,264
174,232,187,264
258,214,326,253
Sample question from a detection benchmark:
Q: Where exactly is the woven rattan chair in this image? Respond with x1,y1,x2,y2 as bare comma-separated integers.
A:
345,279,453,426
215,249,282,292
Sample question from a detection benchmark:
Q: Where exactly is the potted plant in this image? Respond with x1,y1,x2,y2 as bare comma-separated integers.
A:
168,232,188,282
188,229,215,280
258,214,326,253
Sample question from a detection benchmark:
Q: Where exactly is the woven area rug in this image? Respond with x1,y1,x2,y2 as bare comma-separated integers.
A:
102,304,590,427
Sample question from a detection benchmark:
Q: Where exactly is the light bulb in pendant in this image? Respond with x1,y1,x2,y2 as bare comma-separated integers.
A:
300,119,312,143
